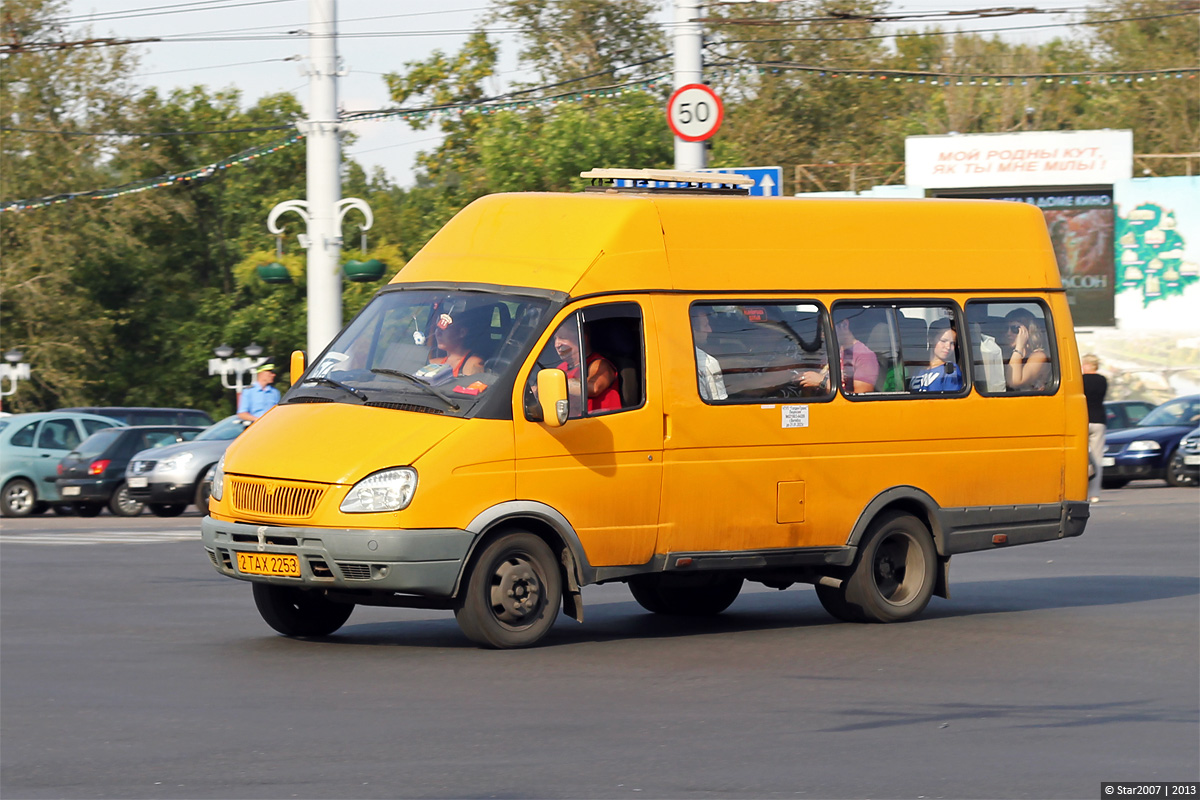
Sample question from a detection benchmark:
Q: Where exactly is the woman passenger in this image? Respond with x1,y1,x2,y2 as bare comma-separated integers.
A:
428,314,485,378
910,318,964,393
1004,310,1051,391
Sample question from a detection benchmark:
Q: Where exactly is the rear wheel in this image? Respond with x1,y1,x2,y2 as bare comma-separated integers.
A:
73,503,103,517
149,503,186,517
252,584,354,637
455,532,562,649
840,511,937,623
1,479,37,517
1166,449,1197,487
108,482,145,517
628,574,743,616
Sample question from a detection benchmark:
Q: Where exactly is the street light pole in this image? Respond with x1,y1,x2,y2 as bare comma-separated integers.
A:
0,348,30,411
673,0,706,171
208,344,268,405
268,0,372,358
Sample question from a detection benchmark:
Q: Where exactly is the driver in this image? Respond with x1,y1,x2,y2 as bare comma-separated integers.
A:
427,313,485,378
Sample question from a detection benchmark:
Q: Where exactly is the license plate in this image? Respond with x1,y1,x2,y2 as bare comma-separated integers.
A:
1185,455,1200,466
128,477,148,488
61,486,81,496
236,552,301,577
1102,457,1116,467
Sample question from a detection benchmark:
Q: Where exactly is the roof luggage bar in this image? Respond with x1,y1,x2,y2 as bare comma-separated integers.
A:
580,168,755,196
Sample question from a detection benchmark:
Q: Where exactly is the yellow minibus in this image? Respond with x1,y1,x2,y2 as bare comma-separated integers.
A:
201,170,1090,648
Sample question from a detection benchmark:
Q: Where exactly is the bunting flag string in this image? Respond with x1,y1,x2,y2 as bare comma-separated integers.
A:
710,61,1199,86
1,132,304,213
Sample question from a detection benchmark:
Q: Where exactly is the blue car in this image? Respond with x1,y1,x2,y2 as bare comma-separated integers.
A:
1103,395,1200,488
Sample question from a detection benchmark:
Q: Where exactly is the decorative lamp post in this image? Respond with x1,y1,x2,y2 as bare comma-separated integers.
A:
0,348,31,408
208,344,268,402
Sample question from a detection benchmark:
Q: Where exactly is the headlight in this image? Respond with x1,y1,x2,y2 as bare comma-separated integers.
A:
1127,440,1161,452
211,455,225,501
340,467,417,513
159,452,195,472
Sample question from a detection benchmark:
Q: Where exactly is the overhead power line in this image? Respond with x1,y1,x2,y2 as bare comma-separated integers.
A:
1,123,297,137
45,0,297,25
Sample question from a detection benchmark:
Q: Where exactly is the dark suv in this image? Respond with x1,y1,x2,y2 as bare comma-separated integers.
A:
56,426,203,516
59,407,213,427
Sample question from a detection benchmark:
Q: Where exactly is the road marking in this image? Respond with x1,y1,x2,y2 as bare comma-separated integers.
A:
0,530,200,546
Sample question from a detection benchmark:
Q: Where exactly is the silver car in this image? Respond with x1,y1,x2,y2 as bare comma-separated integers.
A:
125,415,249,514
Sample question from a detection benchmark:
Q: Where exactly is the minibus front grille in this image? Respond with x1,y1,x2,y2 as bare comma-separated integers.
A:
365,401,446,415
229,477,326,518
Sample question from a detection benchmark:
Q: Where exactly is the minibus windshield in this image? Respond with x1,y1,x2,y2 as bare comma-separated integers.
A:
285,288,552,416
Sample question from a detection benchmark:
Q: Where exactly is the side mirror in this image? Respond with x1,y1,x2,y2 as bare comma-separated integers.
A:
290,350,306,381
537,368,569,427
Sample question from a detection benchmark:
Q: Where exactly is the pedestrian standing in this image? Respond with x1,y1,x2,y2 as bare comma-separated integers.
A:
237,362,280,422
1082,354,1107,503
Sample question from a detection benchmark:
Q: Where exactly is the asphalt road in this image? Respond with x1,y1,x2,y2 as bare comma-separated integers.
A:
2,484,1197,800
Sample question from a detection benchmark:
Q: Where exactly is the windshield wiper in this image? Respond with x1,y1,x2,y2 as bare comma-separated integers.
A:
302,376,368,401
370,368,460,411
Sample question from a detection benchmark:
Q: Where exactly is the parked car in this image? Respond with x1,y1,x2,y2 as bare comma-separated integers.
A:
56,426,204,516
126,415,250,515
1168,426,1200,488
58,406,214,427
1104,399,1156,431
0,412,122,517
1102,394,1200,488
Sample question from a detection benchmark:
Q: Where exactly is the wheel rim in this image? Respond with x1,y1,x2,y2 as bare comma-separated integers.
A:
116,487,143,515
871,529,926,607
5,484,33,514
487,553,545,628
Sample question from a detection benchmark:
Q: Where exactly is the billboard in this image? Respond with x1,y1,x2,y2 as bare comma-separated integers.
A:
935,187,1116,327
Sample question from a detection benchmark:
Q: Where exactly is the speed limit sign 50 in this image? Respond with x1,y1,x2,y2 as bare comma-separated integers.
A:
666,84,724,142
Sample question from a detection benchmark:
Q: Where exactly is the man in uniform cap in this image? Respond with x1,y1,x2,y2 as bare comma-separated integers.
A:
237,361,280,422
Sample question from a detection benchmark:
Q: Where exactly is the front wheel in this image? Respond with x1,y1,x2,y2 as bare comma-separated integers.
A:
149,503,186,517
1165,449,1197,487
108,482,145,517
252,584,354,637
455,532,562,649
1,479,37,517
628,574,743,616
194,476,212,513
840,511,937,623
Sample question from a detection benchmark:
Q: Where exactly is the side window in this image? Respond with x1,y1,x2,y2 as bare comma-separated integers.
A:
37,419,81,451
966,300,1058,395
899,305,966,394
690,302,833,403
11,422,38,447
140,431,180,450
524,302,644,420
82,419,117,436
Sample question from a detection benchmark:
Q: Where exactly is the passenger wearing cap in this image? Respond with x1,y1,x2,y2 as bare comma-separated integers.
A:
238,362,281,421
427,312,485,378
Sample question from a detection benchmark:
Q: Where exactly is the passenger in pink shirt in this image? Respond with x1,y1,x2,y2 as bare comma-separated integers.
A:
835,315,879,393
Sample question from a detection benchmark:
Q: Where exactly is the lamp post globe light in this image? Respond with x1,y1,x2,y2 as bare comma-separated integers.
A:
208,344,269,400
0,348,31,407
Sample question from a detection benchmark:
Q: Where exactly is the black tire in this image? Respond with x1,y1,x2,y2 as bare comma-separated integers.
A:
841,511,937,623
454,532,562,649
252,583,354,637
73,503,103,517
1101,478,1129,490
149,503,187,517
32,502,49,515
628,573,743,616
108,482,145,517
1165,449,1197,487
194,475,213,513
1,478,38,517
815,580,865,622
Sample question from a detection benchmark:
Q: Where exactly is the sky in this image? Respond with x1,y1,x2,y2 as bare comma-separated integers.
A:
62,0,1098,188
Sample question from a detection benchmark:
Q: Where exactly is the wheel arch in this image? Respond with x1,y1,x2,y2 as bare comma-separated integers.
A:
459,501,594,597
3,474,40,498
848,486,947,556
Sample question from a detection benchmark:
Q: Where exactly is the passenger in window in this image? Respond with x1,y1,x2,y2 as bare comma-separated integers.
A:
1004,310,1051,391
910,319,964,393
428,313,485,378
692,310,728,402
833,313,880,393
554,322,621,413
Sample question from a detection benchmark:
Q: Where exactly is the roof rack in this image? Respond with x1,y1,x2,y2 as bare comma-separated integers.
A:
580,168,754,196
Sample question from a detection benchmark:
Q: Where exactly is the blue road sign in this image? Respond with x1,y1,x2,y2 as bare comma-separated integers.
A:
700,166,783,197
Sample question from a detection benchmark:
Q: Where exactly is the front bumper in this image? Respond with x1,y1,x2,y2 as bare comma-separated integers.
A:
127,480,193,504
200,516,476,597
